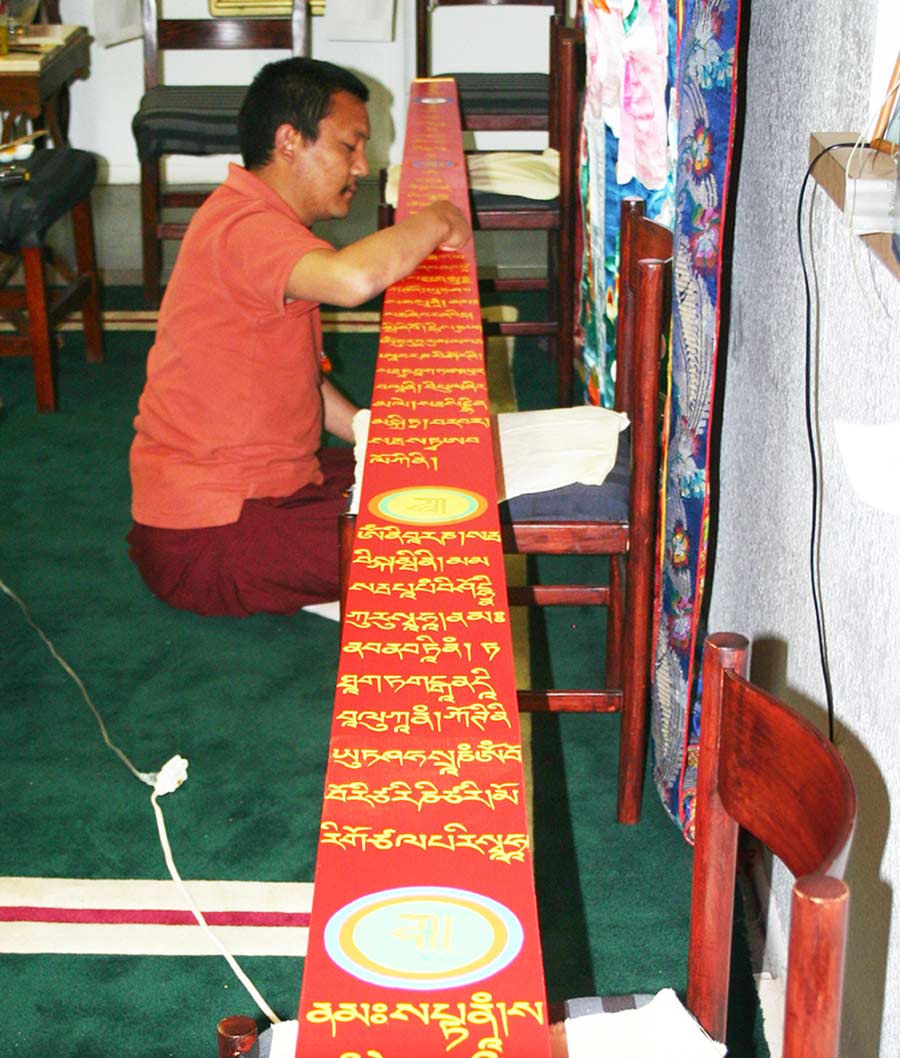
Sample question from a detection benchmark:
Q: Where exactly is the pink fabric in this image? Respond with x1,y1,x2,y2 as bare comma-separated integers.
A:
130,163,333,530
584,0,670,191
127,447,355,617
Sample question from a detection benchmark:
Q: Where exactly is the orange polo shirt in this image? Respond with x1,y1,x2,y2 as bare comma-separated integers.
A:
130,164,333,529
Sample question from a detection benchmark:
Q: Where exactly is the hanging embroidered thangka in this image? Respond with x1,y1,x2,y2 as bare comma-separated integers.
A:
578,0,745,835
651,0,744,836
577,0,677,407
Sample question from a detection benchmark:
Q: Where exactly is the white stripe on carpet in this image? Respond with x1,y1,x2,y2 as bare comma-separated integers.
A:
0,877,312,956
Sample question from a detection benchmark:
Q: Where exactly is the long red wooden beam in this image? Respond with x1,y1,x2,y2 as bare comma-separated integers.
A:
295,79,551,1058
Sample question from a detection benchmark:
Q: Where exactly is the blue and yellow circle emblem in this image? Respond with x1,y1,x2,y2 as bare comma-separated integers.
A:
368,485,488,526
323,886,524,990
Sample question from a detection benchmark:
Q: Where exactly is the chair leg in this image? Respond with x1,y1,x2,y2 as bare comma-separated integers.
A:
71,196,104,363
616,537,655,824
377,201,394,231
140,159,163,307
377,166,394,230
338,510,357,622
556,217,574,407
605,554,624,689
22,246,55,413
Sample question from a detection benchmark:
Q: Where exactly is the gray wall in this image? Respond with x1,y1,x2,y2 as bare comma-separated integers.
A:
707,3,900,1055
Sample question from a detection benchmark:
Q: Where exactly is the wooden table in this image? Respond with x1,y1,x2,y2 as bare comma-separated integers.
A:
0,24,90,146
295,78,552,1057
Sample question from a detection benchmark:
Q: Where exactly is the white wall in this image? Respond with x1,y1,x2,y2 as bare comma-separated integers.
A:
58,0,553,183
706,2,900,1055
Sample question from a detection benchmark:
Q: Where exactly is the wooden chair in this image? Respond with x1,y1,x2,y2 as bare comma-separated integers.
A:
340,195,671,822
0,147,103,412
499,196,672,823
417,0,566,133
381,11,581,405
132,0,309,306
552,632,855,1058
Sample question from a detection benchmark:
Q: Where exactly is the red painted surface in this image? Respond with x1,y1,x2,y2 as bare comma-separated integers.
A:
295,80,550,1058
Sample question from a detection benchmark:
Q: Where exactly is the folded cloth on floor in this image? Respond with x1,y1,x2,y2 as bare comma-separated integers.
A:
258,1020,299,1058
496,405,629,502
563,988,727,1058
384,148,560,206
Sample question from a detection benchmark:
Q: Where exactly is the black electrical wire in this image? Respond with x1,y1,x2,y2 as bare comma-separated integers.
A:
795,140,860,744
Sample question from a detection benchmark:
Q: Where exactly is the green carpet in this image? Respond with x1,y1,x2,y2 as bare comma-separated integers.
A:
0,290,767,1056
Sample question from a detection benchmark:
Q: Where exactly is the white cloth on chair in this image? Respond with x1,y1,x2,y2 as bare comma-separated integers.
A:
348,408,371,515
384,148,560,207
564,989,727,1058
496,405,629,502
349,405,628,509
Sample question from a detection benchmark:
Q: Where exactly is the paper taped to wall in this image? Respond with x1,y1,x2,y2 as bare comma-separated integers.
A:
325,0,394,41
835,416,900,516
94,0,141,48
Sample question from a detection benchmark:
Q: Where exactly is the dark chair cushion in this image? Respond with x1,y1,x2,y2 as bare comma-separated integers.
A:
564,994,655,1016
471,187,560,211
442,72,549,117
500,428,631,523
0,148,97,251
132,85,248,162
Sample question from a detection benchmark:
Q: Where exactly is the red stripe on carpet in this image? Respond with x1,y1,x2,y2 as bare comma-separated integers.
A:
0,907,311,927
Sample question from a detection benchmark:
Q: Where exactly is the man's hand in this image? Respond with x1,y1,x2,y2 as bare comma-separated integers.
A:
423,199,471,252
321,378,359,444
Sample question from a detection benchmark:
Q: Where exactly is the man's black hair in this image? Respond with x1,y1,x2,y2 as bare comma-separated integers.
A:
238,57,369,170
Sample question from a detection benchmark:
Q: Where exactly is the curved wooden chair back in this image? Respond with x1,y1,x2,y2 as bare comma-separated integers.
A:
141,0,307,89
689,633,855,1057
615,197,674,420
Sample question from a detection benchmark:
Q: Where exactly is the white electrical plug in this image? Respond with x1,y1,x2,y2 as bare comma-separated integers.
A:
152,754,189,796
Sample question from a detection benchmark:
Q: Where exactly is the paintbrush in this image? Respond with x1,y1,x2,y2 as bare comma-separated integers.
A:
0,128,48,153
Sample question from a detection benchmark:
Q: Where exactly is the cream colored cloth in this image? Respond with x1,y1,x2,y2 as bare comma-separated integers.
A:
350,406,628,507
496,406,629,502
349,408,372,515
300,600,340,622
564,989,728,1058
384,148,560,207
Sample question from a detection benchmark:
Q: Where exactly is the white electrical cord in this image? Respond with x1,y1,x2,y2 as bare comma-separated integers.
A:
0,577,156,787
1,575,281,1025
149,757,281,1024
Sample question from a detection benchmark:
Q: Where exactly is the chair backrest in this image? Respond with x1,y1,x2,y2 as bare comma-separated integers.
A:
613,198,672,602
550,17,583,169
414,0,562,132
548,16,582,240
416,0,566,75
688,633,856,1058
614,196,674,422
141,0,308,91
